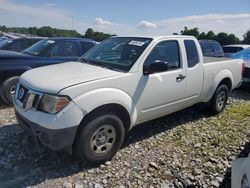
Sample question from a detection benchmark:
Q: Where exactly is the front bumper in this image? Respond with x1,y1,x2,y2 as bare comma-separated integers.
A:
15,110,78,151
14,97,84,151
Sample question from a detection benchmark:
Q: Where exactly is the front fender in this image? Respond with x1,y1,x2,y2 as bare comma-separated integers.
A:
72,88,138,126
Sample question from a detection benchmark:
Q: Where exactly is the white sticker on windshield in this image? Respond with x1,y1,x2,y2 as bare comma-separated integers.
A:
47,40,55,44
128,40,145,46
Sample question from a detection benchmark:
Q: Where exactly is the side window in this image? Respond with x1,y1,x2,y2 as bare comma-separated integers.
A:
211,42,222,53
145,41,180,70
48,41,79,57
184,40,199,68
3,40,18,51
81,42,95,54
200,42,212,56
19,39,29,51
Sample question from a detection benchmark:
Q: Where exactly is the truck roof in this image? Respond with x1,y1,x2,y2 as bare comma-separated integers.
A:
44,37,96,42
223,44,250,48
112,35,196,40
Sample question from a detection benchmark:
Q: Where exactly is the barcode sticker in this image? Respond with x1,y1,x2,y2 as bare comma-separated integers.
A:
128,41,145,46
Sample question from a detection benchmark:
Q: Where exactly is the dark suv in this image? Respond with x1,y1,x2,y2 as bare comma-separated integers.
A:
0,38,42,52
199,40,224,57
0,37,97,104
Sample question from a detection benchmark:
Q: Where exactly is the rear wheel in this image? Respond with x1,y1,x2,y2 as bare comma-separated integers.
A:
0,76,20,105
208,84,229,114
74,114,125,164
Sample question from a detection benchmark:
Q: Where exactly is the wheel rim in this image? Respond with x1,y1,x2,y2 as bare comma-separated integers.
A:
90,125,117,155
216,90,226,111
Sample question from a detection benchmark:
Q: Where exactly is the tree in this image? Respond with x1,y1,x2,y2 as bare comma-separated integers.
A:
227,34,240,44
84,28,115,41
242,30,250,44
198,32,207,40
180,26,199,38
206,31,216,40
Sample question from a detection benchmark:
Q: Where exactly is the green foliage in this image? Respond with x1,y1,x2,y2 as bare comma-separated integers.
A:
0,25,82,38
84,28,115,42
242,30,250,44
179,26,241,45
180,26,199,38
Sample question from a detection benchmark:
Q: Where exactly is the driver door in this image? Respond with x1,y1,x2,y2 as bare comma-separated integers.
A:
138,40,187,122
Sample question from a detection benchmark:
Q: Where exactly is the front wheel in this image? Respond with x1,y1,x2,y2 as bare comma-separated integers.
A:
74,114,125,164
0,76,20,105
208,84,229,114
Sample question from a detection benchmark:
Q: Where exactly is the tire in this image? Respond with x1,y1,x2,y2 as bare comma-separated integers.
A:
208,84,229,114
74,114,125,165
0,76,20,105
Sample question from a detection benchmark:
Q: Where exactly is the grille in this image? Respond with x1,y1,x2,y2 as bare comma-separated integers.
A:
15,83,43,111
243,67,250,78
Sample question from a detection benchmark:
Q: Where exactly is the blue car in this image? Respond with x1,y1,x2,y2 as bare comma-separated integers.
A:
230,48,250,85
0,37,97,104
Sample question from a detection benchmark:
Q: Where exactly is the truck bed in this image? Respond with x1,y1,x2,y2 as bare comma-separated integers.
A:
203,56,231,64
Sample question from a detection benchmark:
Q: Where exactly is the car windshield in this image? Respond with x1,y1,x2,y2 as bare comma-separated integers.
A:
0,39,8,47
80,37,152,72
23,39,55,56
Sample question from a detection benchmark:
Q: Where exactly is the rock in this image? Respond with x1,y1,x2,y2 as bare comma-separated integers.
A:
209,157,218,163
203,162,213,168
194,143,201,148
193,168,202,176
102,179,108,184
215,177,223,183
62,181,72,188
105,161,112,166
75,182,83,188
211,180,220,187
94,183,103,188
149,162,159,170
100,164,106,169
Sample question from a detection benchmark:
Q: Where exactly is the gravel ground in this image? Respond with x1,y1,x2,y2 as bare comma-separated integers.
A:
0,88,249,188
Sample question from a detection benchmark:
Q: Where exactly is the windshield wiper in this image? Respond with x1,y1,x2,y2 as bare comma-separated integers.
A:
80,58,124,72
22,51,35,56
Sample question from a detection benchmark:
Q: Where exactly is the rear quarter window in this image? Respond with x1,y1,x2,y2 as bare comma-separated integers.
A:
184,40,199,68
81,42,95,55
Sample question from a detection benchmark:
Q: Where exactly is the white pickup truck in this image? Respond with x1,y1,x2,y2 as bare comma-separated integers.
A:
14,35,243,164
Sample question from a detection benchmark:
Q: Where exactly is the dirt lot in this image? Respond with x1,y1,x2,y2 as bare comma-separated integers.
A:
0,88,249,188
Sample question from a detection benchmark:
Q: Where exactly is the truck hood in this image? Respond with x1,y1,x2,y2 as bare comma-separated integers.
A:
20,62,123,94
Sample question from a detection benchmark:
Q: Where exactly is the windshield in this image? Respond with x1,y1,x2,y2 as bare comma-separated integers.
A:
23,39,55,56
0,39,10,48
80,37,152,72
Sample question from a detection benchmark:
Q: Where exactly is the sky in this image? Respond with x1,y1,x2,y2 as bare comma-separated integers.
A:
0,0,249,39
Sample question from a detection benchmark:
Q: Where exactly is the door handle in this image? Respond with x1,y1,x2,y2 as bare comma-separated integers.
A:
176,74,186,81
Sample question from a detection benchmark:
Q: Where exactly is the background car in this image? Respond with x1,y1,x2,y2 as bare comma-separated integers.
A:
199,40,224,57
0,37,42,52
0,37,97,104
223,44,250,57
230,48,250,86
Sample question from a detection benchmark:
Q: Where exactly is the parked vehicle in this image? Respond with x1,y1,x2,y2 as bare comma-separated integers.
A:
14,36,243,164
223,44,250,57
0,38,42,52
230,48,250,85
232,153,250,188
0,38,8,47
0,37,97,104
199,40,224,57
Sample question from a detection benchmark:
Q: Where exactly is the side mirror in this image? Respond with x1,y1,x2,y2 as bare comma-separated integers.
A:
143,60,168,75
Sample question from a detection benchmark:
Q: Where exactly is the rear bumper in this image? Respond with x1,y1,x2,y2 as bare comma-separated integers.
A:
15,110,78,151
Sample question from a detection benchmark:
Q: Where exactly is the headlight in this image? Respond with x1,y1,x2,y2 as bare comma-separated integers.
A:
39,94,71,114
